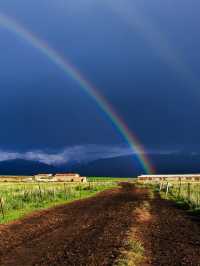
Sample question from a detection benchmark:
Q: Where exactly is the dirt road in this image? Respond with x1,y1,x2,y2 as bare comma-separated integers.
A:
0,183,200,266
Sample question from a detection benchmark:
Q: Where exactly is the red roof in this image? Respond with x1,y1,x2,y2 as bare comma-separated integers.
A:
55,173,78,176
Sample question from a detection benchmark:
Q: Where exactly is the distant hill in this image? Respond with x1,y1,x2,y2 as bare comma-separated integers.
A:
0,156,140,176
70,153,200,176
70,155,143,177
0,159,57,175
151,153,200,174
0,153,200,176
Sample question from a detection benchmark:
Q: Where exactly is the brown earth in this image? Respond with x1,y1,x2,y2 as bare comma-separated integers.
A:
0,183,200,266
137,193,200,266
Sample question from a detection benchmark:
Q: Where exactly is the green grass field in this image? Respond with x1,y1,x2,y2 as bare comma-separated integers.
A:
0,180,118,224
87,177,135,182
138,179,200,212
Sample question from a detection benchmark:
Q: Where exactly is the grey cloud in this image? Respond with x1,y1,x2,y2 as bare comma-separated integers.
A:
0,145,133,165
0,146,184,166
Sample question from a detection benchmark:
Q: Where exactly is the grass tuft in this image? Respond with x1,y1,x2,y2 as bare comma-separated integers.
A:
115,239,144,266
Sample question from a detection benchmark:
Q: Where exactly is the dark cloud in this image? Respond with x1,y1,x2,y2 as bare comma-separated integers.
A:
0,0,200,167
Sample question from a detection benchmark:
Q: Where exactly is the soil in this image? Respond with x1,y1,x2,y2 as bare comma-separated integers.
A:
0,183,200,266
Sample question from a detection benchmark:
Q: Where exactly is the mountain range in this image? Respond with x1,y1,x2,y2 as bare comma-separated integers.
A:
0,153,200,176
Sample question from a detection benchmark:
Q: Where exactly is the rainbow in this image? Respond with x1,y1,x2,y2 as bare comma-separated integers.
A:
0,13,154,174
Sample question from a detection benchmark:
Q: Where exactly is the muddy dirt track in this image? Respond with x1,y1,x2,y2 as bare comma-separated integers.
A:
0,183,200,266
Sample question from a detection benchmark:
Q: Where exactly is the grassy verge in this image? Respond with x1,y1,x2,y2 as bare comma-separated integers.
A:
115,238,144,266
87,177,135,182
138,181,200,217
114,198,152,266
0,181,117,224
159,191,200,216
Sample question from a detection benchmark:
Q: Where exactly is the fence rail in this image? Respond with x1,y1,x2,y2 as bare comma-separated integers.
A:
159,181,200,208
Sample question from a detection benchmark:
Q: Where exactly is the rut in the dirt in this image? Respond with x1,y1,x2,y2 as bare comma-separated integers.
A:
0,183,200,266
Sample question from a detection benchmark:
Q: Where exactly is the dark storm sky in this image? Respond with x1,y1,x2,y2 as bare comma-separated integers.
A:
0,0,200,164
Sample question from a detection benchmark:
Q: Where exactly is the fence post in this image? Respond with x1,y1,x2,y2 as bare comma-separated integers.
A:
178,179,182,199
79,184,82,198
68,186,71,199
198,184,200,207
0,197,5,219
166,182,169,197
159,182,163,192
187,183,191,204
64,183,67,199
38,183,42,200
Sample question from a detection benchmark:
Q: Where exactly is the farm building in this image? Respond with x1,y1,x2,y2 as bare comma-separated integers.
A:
0,175,32,182
34,173,87,182
53,173,87,182
138,174,200,181
35,174,53,182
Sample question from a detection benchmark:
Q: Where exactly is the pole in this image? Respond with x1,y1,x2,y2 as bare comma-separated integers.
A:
187,183,191,204
0,197,5,219
166,182,169,197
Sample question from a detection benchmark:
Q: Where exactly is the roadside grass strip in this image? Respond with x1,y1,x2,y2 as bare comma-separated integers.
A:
0,181,117,223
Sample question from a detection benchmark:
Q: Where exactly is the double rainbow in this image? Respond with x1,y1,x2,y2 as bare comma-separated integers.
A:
0,13,154,174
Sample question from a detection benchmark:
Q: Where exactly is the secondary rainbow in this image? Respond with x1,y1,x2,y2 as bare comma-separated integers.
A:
0,13,154,174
